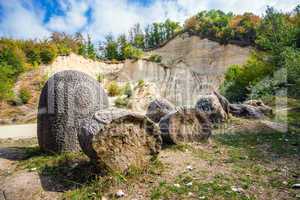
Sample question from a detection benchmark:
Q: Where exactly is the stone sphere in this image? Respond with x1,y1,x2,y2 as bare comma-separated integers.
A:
37,70,109,153
146,99,175,123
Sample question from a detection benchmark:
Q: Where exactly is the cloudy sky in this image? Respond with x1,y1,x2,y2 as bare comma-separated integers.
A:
0,0,298,41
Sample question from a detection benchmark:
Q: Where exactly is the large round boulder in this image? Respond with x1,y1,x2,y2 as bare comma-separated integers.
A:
146,98,175,123
159,108,211,144
37,70,109,153
195,94,228,123
78,108,162,173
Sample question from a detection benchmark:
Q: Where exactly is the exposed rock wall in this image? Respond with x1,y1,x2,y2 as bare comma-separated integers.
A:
43,34,251,107
116,34,251,106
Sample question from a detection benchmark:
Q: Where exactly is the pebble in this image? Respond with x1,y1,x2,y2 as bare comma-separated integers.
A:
188,192,193,196
231,186,243,192
186,182,193,187
199,196,206,199
282,181,288,185
173,183,180,188
116,190,125,198
186,165,193,171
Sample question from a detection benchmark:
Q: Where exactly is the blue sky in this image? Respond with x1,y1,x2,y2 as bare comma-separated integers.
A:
0,0,299,41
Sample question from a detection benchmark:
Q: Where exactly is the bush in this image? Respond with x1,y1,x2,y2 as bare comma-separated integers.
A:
0,65,14,101
148,54,162,63
107,81,122,96
40,45,58,64
26,49,41,66
0,46,26,76
96,73,105,83
115,96,129,108
19,87,31,104
137,79,145,88
123,82,133,97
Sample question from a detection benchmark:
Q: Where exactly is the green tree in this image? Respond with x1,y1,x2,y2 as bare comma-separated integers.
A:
100,34,119,60
86,35,96,60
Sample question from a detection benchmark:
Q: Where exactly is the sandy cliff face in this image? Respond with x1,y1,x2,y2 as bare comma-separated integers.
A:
43,34,251,107
42,53,123,78
117,33,251,106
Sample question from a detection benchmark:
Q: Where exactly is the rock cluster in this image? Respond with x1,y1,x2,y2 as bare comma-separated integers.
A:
229,100,272,119
37,70,271,173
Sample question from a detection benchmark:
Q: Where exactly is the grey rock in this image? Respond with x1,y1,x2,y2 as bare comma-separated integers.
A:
159,108,211,144
229,103,262,118
195,94,228,123
37,70,109,153
227,99,272,119
78,108,162,173
213,91,230,115
244,100,272,116
146,99,175,123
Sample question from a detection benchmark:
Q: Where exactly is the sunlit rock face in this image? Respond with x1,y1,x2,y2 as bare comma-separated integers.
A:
117,33,251,106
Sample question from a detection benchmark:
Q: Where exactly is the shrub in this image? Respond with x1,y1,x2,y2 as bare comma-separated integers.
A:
107,81,122,96
19,87,31,104
137,79,145,88
148,54,162,63
40,45,58,64
24,47,41,67
96,73,105,83
0,46,26,76
123,82,133,97
0,65,14,101
115,96,129,108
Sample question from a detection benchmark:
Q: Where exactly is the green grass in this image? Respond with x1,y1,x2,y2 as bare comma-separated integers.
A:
150,173,254,200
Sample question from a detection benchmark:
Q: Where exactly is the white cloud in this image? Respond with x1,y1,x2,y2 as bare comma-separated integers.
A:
0,0,50,39
0,0,299,41
46,0,90,33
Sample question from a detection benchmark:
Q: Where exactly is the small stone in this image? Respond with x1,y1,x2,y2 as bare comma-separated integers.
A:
116,190,125,198
188,192,193,196
186,165,193,171
71,163,78,169
282,181,288,185
292,184,300,189
186,182,193,187
231,186,243,192
199,196,206,199
29,167,37,171
173,183,181,188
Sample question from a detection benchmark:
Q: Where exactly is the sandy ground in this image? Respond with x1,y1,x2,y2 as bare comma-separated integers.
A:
0,124,36,139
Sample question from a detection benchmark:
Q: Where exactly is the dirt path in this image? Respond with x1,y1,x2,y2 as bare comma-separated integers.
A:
0,124,36,139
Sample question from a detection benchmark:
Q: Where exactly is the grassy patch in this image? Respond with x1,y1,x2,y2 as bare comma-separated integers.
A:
150,173,254,200
215,131,300,159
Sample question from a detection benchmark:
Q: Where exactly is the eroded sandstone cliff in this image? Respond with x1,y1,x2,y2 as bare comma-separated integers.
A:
43,33,251,107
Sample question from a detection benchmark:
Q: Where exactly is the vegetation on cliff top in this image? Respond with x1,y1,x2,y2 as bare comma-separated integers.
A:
220,6,300,102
